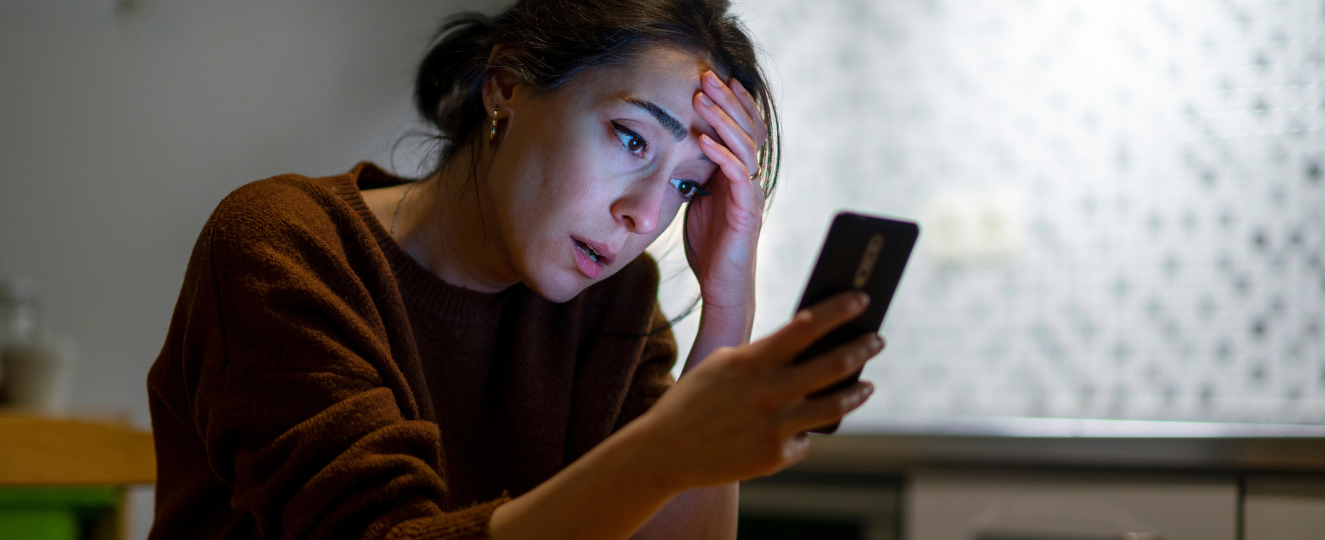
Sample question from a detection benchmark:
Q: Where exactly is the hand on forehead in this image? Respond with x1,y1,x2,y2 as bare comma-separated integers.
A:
585,46,726,144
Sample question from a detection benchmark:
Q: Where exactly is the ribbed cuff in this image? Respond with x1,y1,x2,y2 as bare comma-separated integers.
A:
385,495,511,540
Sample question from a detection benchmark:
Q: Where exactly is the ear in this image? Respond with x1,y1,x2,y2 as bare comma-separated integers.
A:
481,45,529,120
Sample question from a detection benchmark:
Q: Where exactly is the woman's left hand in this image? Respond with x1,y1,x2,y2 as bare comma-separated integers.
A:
686,70,769,311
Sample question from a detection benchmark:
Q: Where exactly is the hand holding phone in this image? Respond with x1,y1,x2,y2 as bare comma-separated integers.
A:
623,211,918,492
794,212,919,433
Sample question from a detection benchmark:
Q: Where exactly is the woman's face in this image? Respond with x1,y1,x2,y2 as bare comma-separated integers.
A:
485,47,722,302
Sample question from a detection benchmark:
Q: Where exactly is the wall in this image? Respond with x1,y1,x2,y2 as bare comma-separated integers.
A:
0,0,497,425
679,0,1325,425
0,2,491,537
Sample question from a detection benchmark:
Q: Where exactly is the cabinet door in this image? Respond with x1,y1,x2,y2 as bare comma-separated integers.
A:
907,471,1237,540
1244,476,1325,540
740,481,901,540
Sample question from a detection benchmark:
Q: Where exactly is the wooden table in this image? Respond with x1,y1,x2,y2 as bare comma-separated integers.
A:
0,413,155,540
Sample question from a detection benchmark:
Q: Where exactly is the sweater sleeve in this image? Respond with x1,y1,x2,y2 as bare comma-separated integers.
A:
166,181,507,540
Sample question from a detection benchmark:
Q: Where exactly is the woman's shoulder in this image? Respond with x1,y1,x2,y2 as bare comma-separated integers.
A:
201,169,375,256
189,167,397,303
209,173,346,236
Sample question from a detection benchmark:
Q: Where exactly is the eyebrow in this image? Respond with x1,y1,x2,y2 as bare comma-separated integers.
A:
624,98,687,142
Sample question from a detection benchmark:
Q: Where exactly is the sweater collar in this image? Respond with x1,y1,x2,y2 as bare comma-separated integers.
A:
331,162,518,322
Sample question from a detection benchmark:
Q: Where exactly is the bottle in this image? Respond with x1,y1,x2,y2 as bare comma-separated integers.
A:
1,277,40,346
0,278,40,403
0,278,76,414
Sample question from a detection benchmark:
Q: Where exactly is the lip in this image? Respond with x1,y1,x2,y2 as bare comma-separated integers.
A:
570,235,618,280
570,235,618,266
572,241,602,279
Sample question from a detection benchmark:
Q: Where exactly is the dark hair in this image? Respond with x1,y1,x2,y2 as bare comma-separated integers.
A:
414,0,779,196
412,0,781,329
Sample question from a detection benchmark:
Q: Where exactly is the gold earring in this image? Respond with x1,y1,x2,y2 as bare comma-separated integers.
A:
489,107,499,141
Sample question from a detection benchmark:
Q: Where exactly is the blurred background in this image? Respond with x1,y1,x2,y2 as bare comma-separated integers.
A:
1,1,1322,539
726,0,1325,428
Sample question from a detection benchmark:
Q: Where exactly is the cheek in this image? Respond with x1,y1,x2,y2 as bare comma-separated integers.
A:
511,132,605,223
541,145,637,226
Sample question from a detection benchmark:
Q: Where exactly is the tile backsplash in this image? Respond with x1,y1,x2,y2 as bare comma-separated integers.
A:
657,0,1324,425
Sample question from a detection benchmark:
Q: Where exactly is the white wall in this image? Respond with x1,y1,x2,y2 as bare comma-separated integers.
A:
720,0,1325,426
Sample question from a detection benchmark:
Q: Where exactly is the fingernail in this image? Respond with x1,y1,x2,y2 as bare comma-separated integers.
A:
705,71,722,87
698,93,715,107
872,334,884,349
732,78,749,95
853,291,870,310
863,385,874,397
701,134,717,146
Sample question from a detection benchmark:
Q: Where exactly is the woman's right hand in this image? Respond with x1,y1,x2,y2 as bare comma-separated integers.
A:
626,290,884,490
488,291,882,540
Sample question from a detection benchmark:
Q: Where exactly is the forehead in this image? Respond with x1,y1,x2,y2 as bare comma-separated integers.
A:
568,46,717,115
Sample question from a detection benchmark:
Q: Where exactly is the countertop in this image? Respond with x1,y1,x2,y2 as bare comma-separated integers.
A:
791,415,1325,475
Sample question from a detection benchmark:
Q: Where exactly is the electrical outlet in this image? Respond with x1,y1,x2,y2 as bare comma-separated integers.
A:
920,185,1027,264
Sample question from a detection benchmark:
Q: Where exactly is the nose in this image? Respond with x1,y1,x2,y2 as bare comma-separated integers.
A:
611,176,667,235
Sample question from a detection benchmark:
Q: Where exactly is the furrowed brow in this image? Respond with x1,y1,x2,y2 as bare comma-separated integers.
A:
625,98,686,142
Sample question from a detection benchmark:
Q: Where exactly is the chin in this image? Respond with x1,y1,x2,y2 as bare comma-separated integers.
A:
523,269,592,304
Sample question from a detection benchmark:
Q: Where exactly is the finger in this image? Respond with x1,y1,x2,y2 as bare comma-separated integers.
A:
728,78,768,145
785,381,874,434
699,133,757,210
695,92,759,174
785,332,884,396
750,290,870,363
702,71,759,145
776,432,812,470
698,132,766,216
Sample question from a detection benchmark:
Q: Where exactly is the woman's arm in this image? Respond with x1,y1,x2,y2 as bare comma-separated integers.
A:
626,302,755,540
684,302,757,372
629,484,738,540
619,69,771,539
150,182,509,540
484,417,686,540
488,291,881,540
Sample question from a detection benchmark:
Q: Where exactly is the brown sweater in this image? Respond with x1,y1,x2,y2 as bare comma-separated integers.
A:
147,163,677,540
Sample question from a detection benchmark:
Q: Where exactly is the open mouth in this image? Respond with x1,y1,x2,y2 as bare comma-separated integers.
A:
575,239,604,263
571,236,614,280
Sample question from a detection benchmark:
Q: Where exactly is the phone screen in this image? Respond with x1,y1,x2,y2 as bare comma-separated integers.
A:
794,212,919,433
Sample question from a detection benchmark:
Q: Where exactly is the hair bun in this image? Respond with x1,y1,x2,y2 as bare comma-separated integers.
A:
414,14,497,141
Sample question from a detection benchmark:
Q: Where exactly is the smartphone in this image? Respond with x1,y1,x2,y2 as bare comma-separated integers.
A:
794,211,919,434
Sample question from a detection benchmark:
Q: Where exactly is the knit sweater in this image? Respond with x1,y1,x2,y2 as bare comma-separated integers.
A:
147,162,678,540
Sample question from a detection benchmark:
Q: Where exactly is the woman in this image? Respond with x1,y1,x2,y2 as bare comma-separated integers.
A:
147,0,882,539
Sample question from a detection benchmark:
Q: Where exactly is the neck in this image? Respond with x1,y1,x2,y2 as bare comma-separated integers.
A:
397,143,519,294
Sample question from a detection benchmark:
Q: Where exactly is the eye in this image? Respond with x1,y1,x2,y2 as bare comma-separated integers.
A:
670,178,710,200
611,121,648,156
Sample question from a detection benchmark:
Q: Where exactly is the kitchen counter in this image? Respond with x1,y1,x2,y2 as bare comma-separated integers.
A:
791,415,1325,474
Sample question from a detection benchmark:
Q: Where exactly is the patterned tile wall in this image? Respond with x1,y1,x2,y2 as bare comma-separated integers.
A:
658,0,1325,424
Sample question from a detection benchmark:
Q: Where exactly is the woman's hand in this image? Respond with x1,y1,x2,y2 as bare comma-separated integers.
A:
626,291,883,490
488,292,881,540
685,70,769,311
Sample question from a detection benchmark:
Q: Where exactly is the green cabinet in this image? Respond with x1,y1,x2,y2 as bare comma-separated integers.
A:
0,487,122,540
